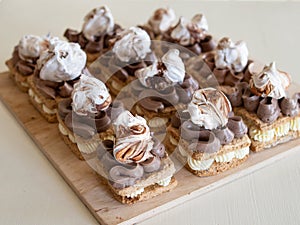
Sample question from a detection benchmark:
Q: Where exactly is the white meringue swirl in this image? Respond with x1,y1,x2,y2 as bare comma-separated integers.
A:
82,6,114,42
71,74,111,116
215,37,249,73
112,27,151,62
170,17,191,46
38,40,86,82
135,49,185,87
250,62,290,99
190,14,208,31
148,7,176,35
18,34,50,63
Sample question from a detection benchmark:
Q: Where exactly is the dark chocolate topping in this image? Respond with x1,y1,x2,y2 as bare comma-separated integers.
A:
57,98,72,119
257,97,281,124
227,116,248,138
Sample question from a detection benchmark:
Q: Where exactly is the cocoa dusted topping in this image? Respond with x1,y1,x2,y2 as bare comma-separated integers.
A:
257,97,281,123
189,130,221,154
227,116,248,138
213,127,234,145
109,164,144,189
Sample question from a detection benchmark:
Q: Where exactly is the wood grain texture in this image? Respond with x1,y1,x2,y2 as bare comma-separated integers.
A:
1,71,300,225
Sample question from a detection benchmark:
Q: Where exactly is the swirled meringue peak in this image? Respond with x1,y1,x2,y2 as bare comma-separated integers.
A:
71,74,111,116
18,34,50,62
38,40,86,82
170,17,191,46
250,62,291,99
136,49,185,87
215,37,249,73
148,7,176,35
82,6,114,42
112,27,151,62
113,110,154,164
190,14,208,31
188,88,232,130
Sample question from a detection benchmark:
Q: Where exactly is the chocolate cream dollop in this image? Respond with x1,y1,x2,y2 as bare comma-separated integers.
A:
64,6,122,54
96,111,166,188
134,49,199,112
10,34,52,75
162,14,216,55
172,88,248,153
57,74,122,138
34,39,87,99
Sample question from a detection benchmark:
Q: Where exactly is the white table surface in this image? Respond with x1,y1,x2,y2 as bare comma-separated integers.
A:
1,1,300,225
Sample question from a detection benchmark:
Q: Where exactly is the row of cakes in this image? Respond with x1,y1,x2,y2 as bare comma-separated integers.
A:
5,5,300,203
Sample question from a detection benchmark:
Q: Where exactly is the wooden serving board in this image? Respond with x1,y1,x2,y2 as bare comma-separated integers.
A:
1,71,300,225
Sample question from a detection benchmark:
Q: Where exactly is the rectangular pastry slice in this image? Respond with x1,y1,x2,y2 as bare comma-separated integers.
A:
166,88,251,176
95,110,177,204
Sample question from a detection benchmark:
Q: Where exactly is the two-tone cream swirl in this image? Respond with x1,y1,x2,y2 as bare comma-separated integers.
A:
188,88,232,130
113,111,154,164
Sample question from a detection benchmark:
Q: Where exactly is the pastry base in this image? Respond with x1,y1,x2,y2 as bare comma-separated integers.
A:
57,114,114,161
234,107,300,152
95,155,177,204
166,126,251,177
5,58,31,92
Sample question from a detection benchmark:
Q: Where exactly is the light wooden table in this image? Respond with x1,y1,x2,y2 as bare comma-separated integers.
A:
1,1,300,225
